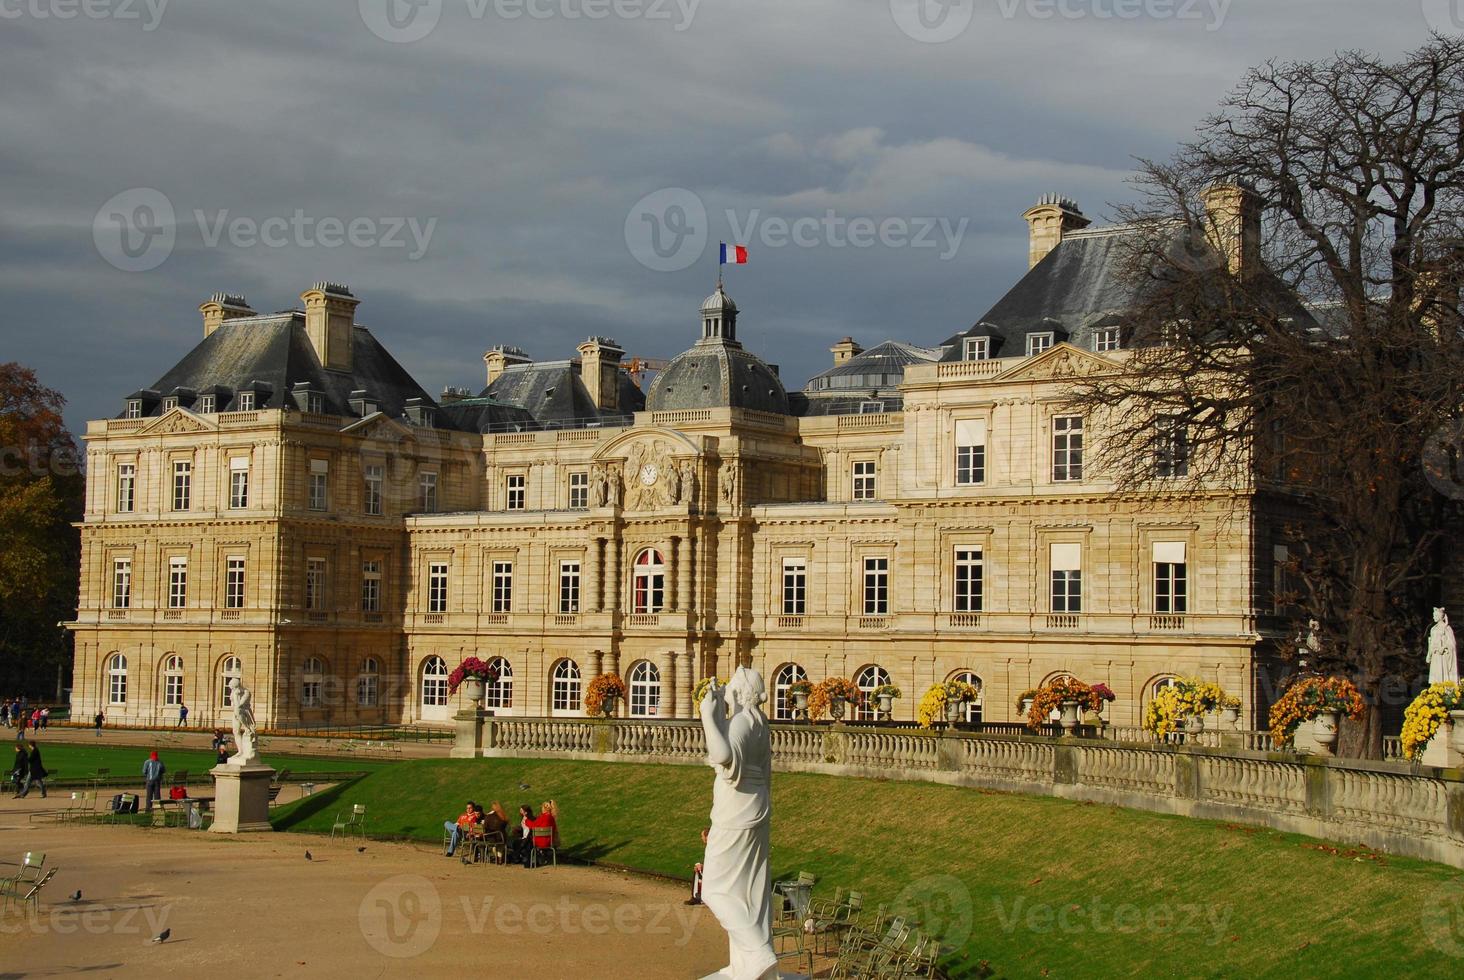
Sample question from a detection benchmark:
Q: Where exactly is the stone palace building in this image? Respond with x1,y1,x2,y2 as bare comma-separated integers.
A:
67,188,1296,731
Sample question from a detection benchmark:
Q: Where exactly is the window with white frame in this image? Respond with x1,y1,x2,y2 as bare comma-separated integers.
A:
852,460,876,501
228,457,249,509
421,656,448,708
568,472,589,509
506,473,526,510
305,558,327,611
953,548,983,612
954,418,986,486
361,560,382,613
236,391,255,411
859,401,884,414
1026,333,1054,356
484,657,513,710
427,562,449,613
551,659,581,714
306,391,324,414
198,393,215,414
772,663,807,721
950,670,984,723
491,560,513,613
862,556,889,615
357,657,380,707
309,459,329,511
220,656,242,706
854,664,891,721
1095,327,1121,352
1154,418,1189,479
112,557,132,608
300,656,324,707
1050,543,1082,613
629,660,661,717
124,400,142,419
162,397,178,411
1052,415,1084,482
172,460,192,511
1153,541,1188,614
168,557,187,609
107,653,128,704
364,464,383,516
117,463,135,513
632,549,665,614
781,557,806,615
162,654,184,706
558,561,580,614
963,336,990,361
418,471,438,513
225,556,246,609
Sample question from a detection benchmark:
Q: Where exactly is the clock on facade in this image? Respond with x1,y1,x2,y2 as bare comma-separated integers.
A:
639,463,659,486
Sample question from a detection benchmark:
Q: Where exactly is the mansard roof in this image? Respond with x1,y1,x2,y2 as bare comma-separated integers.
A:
482,360,643,426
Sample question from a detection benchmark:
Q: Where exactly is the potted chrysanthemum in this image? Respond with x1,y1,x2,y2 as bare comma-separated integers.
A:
788,680,814,718
872,684,902,718
447,657,500,707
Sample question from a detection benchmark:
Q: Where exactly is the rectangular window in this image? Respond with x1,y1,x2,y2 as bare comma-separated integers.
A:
198,394,215,414
559,561,580,613
361,560,382,613
1050,543,1082,613
954,418,986,486
428,562,449,613
852,460,876,501
117,463,135,513
1154,542,1187,614
859,401,883,414
225,556,246,609
862,556,889,615
954,548,983,612
1052,416,1084,482
305,558,327,611
418,471,438,513
162,397,178,411
112,558,132,609
492,561,513,613
172,460,192,511
236,391,255,411
1155,419,1189,479
168,557,187,609
781,557,806,615
307,392,324,414
1095,327,1121,352
1027,333,1054,356
963,336,990,361
506,474,526,510
228,457,249,509
125,400,142,419
568,472,589,509
364,464,383,516
309,458,329,511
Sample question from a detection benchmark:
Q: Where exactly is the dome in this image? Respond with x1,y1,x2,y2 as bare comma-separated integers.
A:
647,285,788,414
701,284,738,315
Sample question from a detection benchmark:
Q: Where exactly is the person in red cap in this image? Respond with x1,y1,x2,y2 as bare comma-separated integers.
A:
142,751,166,813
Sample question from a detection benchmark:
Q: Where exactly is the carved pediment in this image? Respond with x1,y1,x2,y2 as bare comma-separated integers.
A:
140,409,212,436
996,343,1116,383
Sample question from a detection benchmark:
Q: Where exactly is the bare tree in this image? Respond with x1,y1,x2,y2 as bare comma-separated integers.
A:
1069,36,1464,757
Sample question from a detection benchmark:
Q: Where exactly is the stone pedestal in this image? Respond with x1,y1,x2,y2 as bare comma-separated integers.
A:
451,708,493,759
1291,723,1320,754
1422,719,1464,768
209,763,275,833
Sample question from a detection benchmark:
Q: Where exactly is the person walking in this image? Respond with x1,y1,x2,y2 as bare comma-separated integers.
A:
94,711,104,738
29,709,40,732
18,742,47,799
15,709,26,742
9,744,26,796
177,703,189,728
142,751,166,813
39,707,49,730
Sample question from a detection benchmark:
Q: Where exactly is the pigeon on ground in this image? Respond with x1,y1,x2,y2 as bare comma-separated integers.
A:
518,783,530,791
69,890,81,902
304,850,312,861
357,847,366,853
151,928,170,944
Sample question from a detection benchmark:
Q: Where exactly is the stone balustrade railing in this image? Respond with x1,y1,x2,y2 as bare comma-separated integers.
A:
466,715,1464,870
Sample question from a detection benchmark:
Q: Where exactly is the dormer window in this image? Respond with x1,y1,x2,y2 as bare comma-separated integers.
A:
162,397,178,411
1095,327,1121,352
963,337,991,361
125,400,143,419
237,391,255,411
1026,333,1054,356
307,392,324,414
859,401,883,414
198,394,216,414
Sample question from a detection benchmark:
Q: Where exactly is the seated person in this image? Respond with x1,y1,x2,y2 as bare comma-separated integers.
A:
509,804,536,866
443,799,478,857
464,801,509,862
522,799,560,866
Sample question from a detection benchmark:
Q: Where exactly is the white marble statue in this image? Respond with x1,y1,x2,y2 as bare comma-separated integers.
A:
226,678,261,766
1428,607,1459,685
698,668,778,980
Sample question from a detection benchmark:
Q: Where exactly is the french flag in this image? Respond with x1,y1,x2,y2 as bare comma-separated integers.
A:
720,243,748,265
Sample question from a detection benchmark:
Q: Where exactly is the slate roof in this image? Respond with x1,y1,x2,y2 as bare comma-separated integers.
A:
435,397,538,434
803,340,940,394
646,339,790,414
482,360,643,426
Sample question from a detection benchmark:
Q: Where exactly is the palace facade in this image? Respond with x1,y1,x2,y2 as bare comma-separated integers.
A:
68,189,1292,730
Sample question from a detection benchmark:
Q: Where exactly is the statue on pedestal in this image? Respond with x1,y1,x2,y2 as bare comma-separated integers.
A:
698,669,778,980
1428,607,1459,685
226,678,261,766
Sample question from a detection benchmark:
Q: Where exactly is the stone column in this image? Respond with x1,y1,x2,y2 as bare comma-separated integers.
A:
678,535,693,615
677,650,695,719
587,536,603,613
662,650,678,719
667,537,680,612
607,535,621,614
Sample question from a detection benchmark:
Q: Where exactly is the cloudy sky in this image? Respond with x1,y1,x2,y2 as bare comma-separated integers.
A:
0,0,1444,431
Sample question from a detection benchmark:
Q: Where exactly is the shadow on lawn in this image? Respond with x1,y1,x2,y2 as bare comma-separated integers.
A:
269,775,366,831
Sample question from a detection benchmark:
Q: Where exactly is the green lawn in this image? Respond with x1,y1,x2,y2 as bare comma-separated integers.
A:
15,743,390,782
271,757,1464,978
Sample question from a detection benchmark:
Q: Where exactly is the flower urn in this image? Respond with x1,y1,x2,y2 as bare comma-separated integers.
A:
876,693,894,717
829,696,846,721
945,700,963,725
792,690,810,715
1450,710,1464,754
463,677,485,707
1313,709,1341,755
601,693,619,718
1221,706,1240,729
1019,697,1034,718
1058,700,1080,735
1186,714,1205,734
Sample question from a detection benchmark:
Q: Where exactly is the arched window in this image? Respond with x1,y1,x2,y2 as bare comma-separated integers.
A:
301,657,324,708
107,653,128,705
854,665,891,721
1151,675,1180,699
628,660,661,718
551,659,581,715
220,656,242,706
162,654,184,707
632,549,665,614
772,663,807,721
484,657,513,711
421,656,448,707
949,670,984,724
357,657,380,707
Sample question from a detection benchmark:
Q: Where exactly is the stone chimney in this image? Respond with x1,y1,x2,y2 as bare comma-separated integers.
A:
1202,182,1262,278
199,292,254,337
576,336,625,413
1021,195,1090,269
483,345,531,387
830,337,864,366
301,282,359,372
